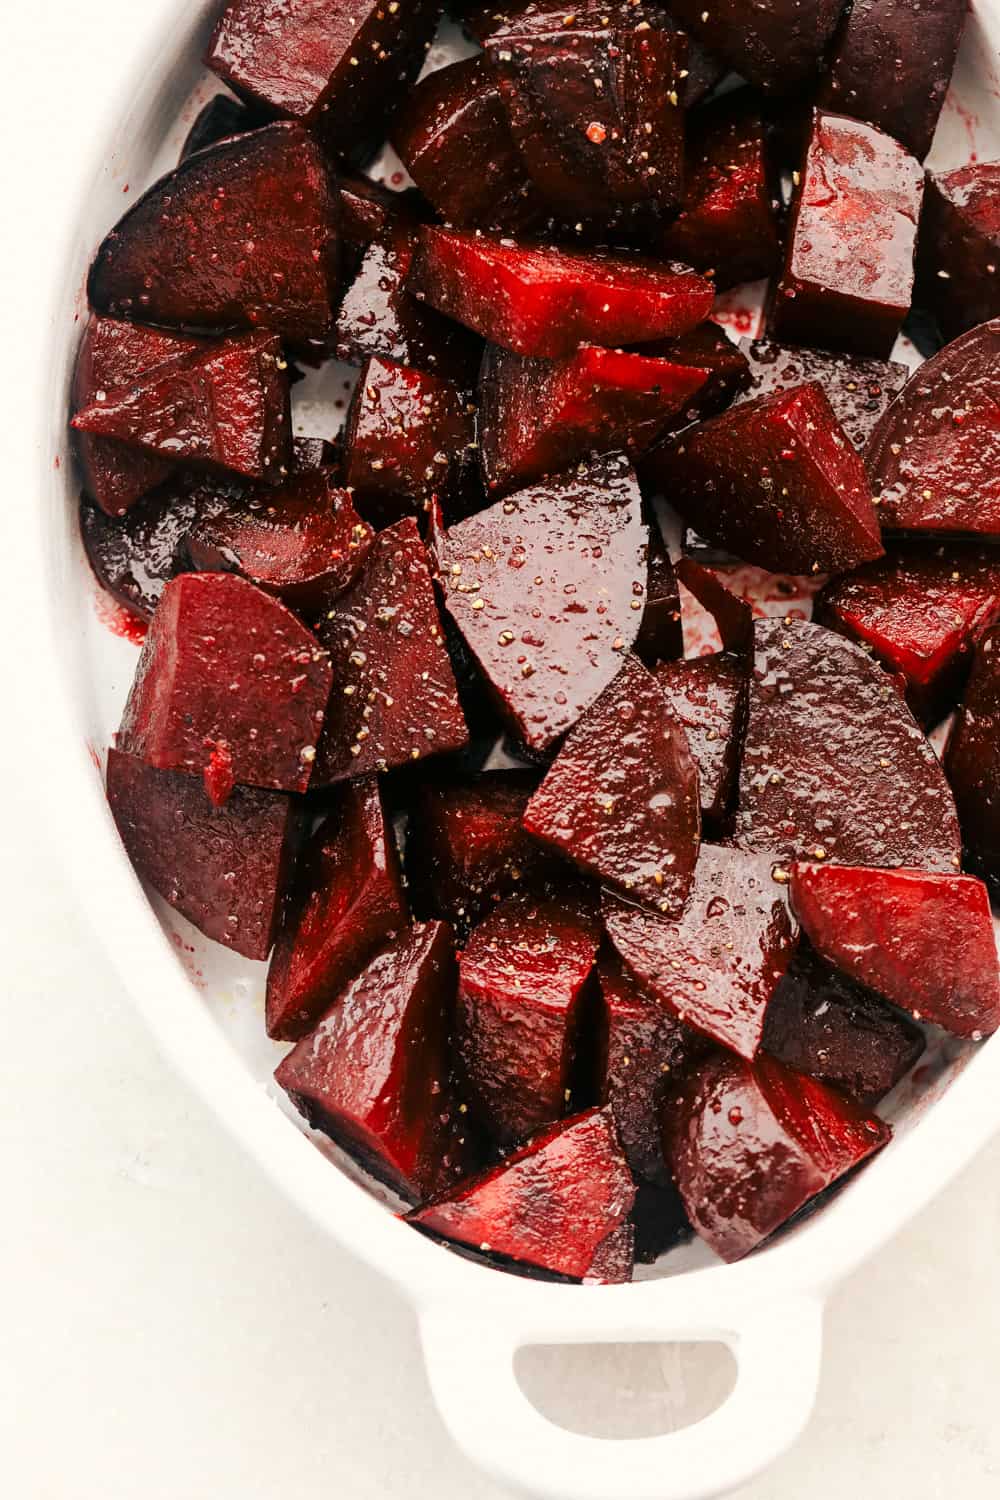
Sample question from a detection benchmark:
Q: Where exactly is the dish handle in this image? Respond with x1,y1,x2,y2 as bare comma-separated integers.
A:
419,1293,823,1500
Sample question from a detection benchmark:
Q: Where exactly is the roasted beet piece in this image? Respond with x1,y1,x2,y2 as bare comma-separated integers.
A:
945,624,1000,887
456,889,601,1144
180,93,260,160
410,1107,635,1281
818,0,966,162
815,546,1000,726
738,338,908,451
644,383,883,576
88,124,339,348
604,845,797,1061
106,747,298,960
667,0,843,94
80,479,212,623
650,322,753,435
654,655,747,824
407,228,714,359
524,655,701,912
266,777,407,1040
866,320,1000,537
661,94,780,290
634,529,683,667
736,618,962,870
437,453,647,752
772,111,923,358
275,921,464,1200
312,519,467,783
206,0,442,160
630,1178,693,1262
790,862,1000,1039
663,1050,890,1261
118,571,331,798
917,163,1000,341
763,946,925,1105
73,332,291,485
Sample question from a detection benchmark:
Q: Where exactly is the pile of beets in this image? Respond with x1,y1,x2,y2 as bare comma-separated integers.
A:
72,0,1000,1282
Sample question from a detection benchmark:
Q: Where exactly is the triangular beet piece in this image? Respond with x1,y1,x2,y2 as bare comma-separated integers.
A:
456,888,602,1145
275,921,464,1202
945,623,1000,887
664,1051,890,1261
634,529,683,667
409,1107,635,1282
789,862,1000,1040
523,654,701,913
735,618,962,870
917,163,1000,341
312,519,468,783
88,124,340,347
654,654,748,825
738,338,908,452
407,228,714,359
604,845,797,1060
266,776,407,1040
437,453,647,752
106,747,299,960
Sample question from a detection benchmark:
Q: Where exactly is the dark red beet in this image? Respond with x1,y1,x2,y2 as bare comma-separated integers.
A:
655,654,748,824
180,93,260,161
312,519,468,783
266,777,407,1040
667,0,844,94
604,845,797,1061
819,0,966,161
736,618,962,870
772,111,923,358
118,571,332,798
88,124,340,348
275,921,463,1200
73,332,291,484
206,0,442,160
407,228,714,359
106,747,298,960
738,338,909,451
866,320,1000,537
663,1050,890,1261
409,1107,635,1281
456,889,601,1144
917,163,1000,341
437,453,647,752
661,94,780,290
945,623,1000,888
790,862,1000,1039
649,322,753,435
644,382,883,576
478,342,708,496
634,529,683,667
524,654,701,912
80,478,215,622
337,176,425,280
763,945,925,1105
291,435,340,473
815,546,1000,726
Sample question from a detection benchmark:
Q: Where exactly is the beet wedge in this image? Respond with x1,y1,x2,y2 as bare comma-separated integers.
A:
945,623,1000,888
410,1107,635,1282
667,0,843,94
266,777,407,1041
275,922,465,1202
663,1050,891,1261
790,863,1000,1040
654,654,748,824
917,163,1000,341
523,655,701,913
738,339,909,452
634,529,683,668
88,124,340,347
650,322,752,434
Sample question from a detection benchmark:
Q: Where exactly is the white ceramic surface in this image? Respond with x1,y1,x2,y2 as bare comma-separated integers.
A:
12,3,1000,1495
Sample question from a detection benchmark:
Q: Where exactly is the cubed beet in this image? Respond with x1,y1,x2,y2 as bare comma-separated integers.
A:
667,0,844,94
917,163,1000,340
738,338,909,450
654,654,748,825
945,623,1000,889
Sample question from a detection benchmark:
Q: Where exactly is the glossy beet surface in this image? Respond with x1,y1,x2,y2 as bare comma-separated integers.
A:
634,531,683,667
945,623,1000,888
790,863,1000,1039
180,93,260,161
266,777,407,1041
667,0,844,93
655,654,748,824
736,618,962,870
738,339,909,451
651,322,753,435
917,163,1000,340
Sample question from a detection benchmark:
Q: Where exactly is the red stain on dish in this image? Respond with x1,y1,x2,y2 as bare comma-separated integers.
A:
86,740,103,773
944,94,980,160
168,929,206,987
681,565,824,655
54,455,61,470
391,171,404,186
712,287,764,339
93,588,147,646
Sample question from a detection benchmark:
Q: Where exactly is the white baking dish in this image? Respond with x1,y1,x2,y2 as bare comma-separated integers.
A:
10,1,1000,1494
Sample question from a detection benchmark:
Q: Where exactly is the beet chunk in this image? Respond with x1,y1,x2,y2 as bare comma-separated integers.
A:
736,617,962,870
407,228,714,359
604,845,797,1061
206,0,442,160
118,571,331,798
763,946,925,1105
819,0,966,162
738,338,908,451
945,624,1000,888
917,163,1000,341
524,655,701,912
667,0,843,94
772,111,923,358
106,747,298,960
655,655,747,824
456,889,601,1145
478,343,708,496
634,529,683,667
866,320,1000,537
437,453,647,752
815,546,1000,726
630,1178,693,1262
180,93,260,161
644,383,883,576
312,519,467,783
663,1050,890,1261
651,322,753,435
266,777,407,1040
790,862,1000,1039
88,124,339,347
410,1107,635,1281
275,921,464,1200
